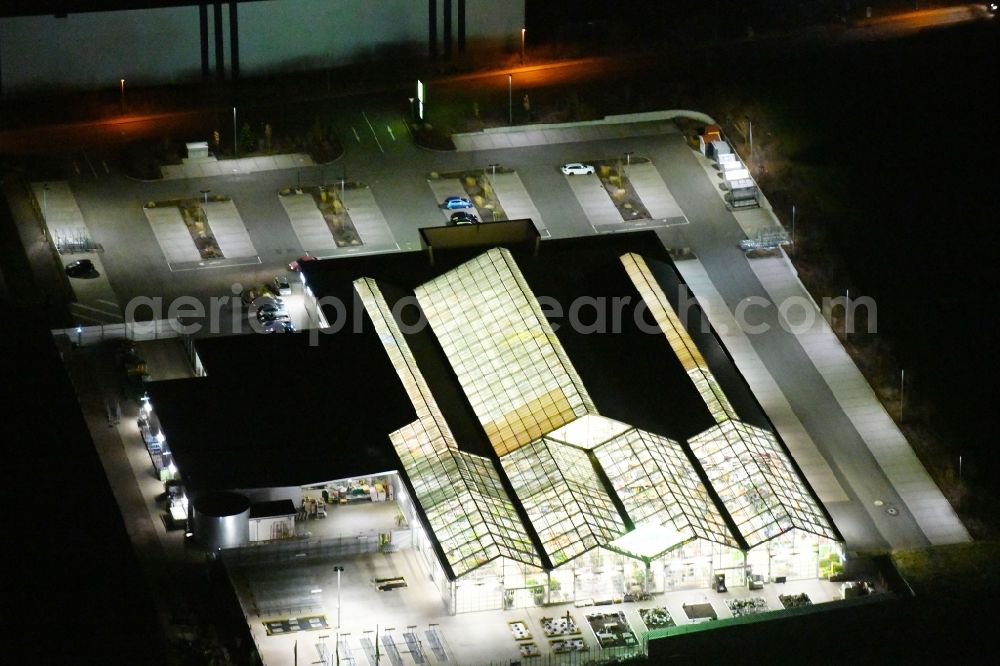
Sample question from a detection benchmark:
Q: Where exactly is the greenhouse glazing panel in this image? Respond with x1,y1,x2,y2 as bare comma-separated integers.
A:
594,428,739,551
415,249,595,456
689,420,837,548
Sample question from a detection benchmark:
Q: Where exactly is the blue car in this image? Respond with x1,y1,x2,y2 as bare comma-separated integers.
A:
443,196,473,209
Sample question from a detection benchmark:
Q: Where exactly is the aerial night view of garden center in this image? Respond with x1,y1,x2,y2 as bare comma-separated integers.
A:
1,2,997,665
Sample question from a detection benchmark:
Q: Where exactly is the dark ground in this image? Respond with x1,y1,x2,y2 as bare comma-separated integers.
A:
1,311,166,666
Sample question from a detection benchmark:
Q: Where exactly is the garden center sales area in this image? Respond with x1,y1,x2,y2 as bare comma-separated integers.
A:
145,232,844,627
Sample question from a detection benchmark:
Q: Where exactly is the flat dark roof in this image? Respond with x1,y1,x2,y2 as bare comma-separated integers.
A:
147,326,416,494
305,231,771,447
155,231,785,499
250,499,297,519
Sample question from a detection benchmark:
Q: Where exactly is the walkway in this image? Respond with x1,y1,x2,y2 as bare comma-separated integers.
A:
749,255,969,545
160,153,314,179
651,132,947,550
452,112,686,151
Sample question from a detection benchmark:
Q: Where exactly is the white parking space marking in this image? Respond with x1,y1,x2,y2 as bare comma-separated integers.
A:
31,182,88,242
564,173,621,230
143,206,202,264
278,192,338,254
60,252,123,324
492,172,548,234
626,163,687,221
203,200,258,259
344,186,398,251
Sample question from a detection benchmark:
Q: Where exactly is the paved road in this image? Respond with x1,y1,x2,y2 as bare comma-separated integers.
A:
3,5,986,155
651,134,927,550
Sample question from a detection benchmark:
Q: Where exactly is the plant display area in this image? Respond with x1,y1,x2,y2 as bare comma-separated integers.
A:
541,614,580,637
779,592,813,609
586,611,637,648
639,607,675,630
727,597,769,617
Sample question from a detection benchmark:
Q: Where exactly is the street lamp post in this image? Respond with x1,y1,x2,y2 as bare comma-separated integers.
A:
624,151,634,180
900,369,905,422
233,106,238,158
41,183,49,239
120,79,125,114
747,116,753,164
845,289,850,336
791,204,796,250
508,74,513,125
488,163,499,217
200,189,210,204
520,28,526,64
333,566,344,630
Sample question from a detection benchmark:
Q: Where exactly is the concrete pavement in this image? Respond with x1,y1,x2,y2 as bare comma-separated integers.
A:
452,111,693,151
652,131,964,550
161,153,314,179
750,255,969,545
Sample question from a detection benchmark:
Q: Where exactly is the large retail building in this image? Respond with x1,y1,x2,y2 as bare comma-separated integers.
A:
148,230,843,615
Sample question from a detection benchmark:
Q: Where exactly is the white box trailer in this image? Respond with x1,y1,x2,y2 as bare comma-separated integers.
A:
728,177,759,209
725,168,752,182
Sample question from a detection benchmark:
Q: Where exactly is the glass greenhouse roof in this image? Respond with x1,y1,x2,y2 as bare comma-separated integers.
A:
415,248,596,457
607,523,689,561
356,278,543,577
620,252,736,423
502,438,627,567
688,419,838,548
545,414,632,450
592,426,740,557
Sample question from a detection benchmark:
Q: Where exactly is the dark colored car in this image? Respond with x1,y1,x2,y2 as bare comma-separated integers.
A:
65,259,95,277
256,303,290,323
449,211,479,225
261,320,295,334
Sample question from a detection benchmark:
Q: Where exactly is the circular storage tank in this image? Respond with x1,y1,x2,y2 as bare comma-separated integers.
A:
192,491,250,550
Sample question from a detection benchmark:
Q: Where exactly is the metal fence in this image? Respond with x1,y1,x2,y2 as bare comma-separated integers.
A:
220,533,388,568
54,231,103,254
739,231,790,251
519,641,647,666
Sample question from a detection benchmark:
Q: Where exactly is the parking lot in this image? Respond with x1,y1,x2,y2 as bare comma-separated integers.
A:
47,119,713,334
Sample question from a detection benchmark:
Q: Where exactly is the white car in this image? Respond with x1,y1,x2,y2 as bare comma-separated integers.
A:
561,162,596,175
